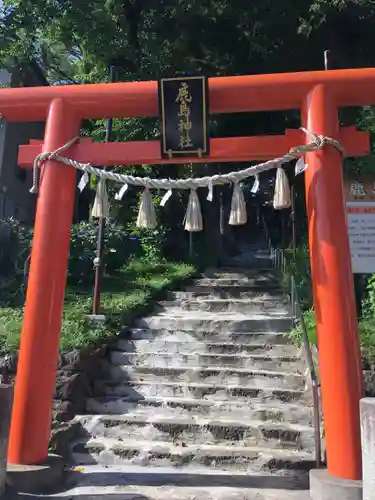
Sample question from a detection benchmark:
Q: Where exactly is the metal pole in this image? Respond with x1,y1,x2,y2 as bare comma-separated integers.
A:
291,184,296,259
92,65,116,315
189,232,193,260
324,50,332,71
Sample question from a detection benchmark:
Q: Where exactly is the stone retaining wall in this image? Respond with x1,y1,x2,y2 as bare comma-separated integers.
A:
0,341,115,458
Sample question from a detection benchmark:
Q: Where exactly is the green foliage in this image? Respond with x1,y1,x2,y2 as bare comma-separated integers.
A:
4,0,375,87
129,227,168,262
287,309,318,346
360,275,375,363
0,217,31,268
0,258,196,353
68,221,140,284
283,245,313,310
0,217,171,298
286,274,375,364
0,218,32,303
362,274,375,319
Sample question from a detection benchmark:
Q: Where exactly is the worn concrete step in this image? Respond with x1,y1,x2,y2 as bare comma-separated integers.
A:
109,365,305,390
75,414,315,451
113,338,300,358
194,271,279,286
64,464,311,498
109,351,301,372
122,328,295,346
202,268,278,279
190,278,280,290
157,299,290,315
61,482,310,500
71,436,314,473
169,289,288,300
101,380,306,402
221,259,274,270
135,313,293,333
85,396,313,424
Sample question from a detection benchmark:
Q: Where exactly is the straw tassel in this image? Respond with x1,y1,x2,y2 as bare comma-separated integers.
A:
273,168,291,210
91,179,110,218
137,188,157,229
184,189,203,232
229,182,247,225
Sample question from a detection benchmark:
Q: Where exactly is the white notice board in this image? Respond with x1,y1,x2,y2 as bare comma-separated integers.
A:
346,203,375,274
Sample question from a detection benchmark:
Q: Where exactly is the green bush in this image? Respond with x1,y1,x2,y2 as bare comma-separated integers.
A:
128,226,170,261
0,218,33,304
284,245,313,310
359,274,375,363
0,218,143,290
362,274,375,318
0,218,32,276
68,221,141,283
287,308,318,346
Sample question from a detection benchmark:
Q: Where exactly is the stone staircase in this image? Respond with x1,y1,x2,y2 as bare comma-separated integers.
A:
67,249,315,499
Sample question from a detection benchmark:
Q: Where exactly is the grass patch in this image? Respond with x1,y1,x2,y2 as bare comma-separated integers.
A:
0,258,196,354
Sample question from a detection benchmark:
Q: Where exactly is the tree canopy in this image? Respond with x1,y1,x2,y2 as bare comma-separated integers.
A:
2,0,375,86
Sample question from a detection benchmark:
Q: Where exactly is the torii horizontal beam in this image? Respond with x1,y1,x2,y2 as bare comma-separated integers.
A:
18,126,369,168
2,68,375,121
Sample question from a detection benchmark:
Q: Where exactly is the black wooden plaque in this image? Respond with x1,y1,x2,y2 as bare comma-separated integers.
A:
159,76,209,158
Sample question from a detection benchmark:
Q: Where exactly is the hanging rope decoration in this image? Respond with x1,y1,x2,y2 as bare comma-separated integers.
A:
30,128,344,232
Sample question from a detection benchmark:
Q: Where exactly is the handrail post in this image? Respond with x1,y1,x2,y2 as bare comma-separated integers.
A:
263,218,322,471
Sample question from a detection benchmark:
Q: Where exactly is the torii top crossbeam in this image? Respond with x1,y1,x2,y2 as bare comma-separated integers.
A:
2,68,375,121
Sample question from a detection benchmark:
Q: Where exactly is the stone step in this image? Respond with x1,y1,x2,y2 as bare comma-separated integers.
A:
109,350,301,371
221,259,274,270
157,299,290,315
75,414,315,451
85,396,313,424
134,313,293,333
123,329,292,345
193,277,279,288
101,380,306,402
185,285,284,295
202,268,278,279
169,289,288,300
109,365,305,390
62,481,310,500
71,436,314,473
63,464,311,498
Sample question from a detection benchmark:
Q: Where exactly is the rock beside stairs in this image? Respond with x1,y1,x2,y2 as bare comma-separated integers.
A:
66,259,315,499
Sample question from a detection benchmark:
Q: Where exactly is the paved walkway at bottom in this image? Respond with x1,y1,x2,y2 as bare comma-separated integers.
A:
5,464,311,500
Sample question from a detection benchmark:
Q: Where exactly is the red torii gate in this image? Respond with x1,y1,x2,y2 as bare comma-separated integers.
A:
0,69,372,482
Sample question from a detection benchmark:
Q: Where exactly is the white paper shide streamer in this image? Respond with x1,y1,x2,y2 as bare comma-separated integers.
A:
229,182,247,225
273,168,291,210
137,188,157,229
251,175,260,194
184,189,203,232
295,157,308,175
91,179,110,218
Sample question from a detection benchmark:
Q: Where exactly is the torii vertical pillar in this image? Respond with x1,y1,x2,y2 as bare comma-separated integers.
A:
8,99,81,465
304,85,363,481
